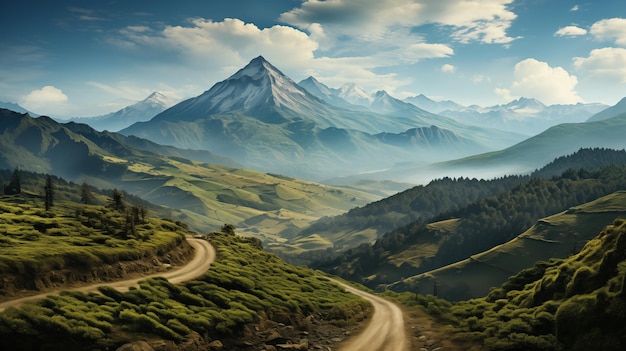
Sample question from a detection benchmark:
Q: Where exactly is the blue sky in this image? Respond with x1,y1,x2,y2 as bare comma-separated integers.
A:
1,0,625,118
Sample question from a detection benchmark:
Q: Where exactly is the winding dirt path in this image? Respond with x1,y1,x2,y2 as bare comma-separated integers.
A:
0,238,215,311
329,278,409,351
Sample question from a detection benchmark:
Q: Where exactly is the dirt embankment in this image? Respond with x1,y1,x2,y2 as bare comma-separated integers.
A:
0,239,194,301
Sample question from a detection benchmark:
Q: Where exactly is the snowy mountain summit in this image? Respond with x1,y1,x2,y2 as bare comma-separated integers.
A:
152,56,334,124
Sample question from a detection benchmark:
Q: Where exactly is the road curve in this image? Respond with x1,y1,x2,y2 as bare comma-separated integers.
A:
0,238,215,311
329,278,409,351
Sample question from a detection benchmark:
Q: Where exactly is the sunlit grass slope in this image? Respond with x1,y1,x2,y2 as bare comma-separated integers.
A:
390,216,626,351
0,228,370,351
401,191,626,301
113,158,381,253
0,195,189,286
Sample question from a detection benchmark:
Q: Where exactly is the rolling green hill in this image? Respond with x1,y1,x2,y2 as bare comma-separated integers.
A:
314,164,626,289
0,110,381,253
432,112,626,177
398,217,626,351
296,148,626,264
0,200,370,350
394,191,626,301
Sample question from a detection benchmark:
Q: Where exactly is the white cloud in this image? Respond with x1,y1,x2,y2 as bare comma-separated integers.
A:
573,47,626,82
111,17,439,102
555,25,588,37
116,18,318,74
441,64,456,73
280,0,518,45
20,86,71,116
570,5,579,12
590,18,626,46
504,59,581,105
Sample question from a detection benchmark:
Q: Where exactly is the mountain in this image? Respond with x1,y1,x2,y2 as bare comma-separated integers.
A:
121,56,521,181
297,76,363,109
68,91,179,132
427,112,626,182
0,108,380,251
337,83,373,106
439,97,607,135
0,101,37,116
403,94,464,114
587,96,626,122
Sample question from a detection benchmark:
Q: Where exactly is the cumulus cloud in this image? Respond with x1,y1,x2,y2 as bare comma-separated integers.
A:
115,18,318,74
590,18,626,46
111,17,436,100
570,5,579,12
555,25,588,37
441,64,456,73
503,59,581,105
280,0,519,45
573,47,626,82
20,86,70,115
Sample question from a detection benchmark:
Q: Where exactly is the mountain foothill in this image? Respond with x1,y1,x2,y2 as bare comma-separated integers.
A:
2,56,626,351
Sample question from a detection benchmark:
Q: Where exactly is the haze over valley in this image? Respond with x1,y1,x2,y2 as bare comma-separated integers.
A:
2,1,626,350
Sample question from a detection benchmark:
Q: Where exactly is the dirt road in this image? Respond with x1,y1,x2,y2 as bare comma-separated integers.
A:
0,238,215,311
329,278,409,351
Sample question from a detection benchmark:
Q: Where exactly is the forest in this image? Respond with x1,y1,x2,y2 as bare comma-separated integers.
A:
313,149,626,288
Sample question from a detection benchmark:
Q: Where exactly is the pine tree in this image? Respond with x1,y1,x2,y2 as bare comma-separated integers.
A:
44,175,54,211
4,168,21,195
109,189,125,212
80,182,94,204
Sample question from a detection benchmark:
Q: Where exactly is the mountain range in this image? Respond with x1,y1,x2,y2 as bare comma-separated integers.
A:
120,56,524,180
437,97,607,135
66,91,179,132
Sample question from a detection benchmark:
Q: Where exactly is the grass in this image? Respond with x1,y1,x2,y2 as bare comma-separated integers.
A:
399,191,626,301
0,225,371,350
114,158,381,254
0,196,188,278
392,216,626,351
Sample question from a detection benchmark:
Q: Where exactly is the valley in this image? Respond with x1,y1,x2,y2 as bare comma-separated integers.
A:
2,54,626,351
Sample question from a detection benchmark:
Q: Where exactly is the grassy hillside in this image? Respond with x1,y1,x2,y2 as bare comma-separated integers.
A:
296,148,626,264
293,176,526,257
315,163,626,289
0,227,370,351
0,187,194,298
393,217,626,351
397,191,626,301
0,111,381,254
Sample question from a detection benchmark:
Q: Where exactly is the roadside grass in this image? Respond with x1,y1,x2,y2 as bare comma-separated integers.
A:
0,198,188,276
0,224,371,350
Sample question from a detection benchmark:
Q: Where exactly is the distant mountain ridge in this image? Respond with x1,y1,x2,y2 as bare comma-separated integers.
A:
587,96,626,122
0,101,37,116
67,91,179,132
439,97,607,135
121,56,521,180
403,94,465,114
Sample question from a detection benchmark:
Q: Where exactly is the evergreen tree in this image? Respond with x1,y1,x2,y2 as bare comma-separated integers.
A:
109,189,125,212
44,175,54,211
80,182,94,204
3,168,21,195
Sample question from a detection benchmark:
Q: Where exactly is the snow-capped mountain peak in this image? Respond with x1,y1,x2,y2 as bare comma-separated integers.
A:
337,83,372,106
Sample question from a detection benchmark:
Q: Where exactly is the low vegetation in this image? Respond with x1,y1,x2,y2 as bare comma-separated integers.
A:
0,217,370,350
389,218,626,351
0,195,188,290
315,162,626,288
